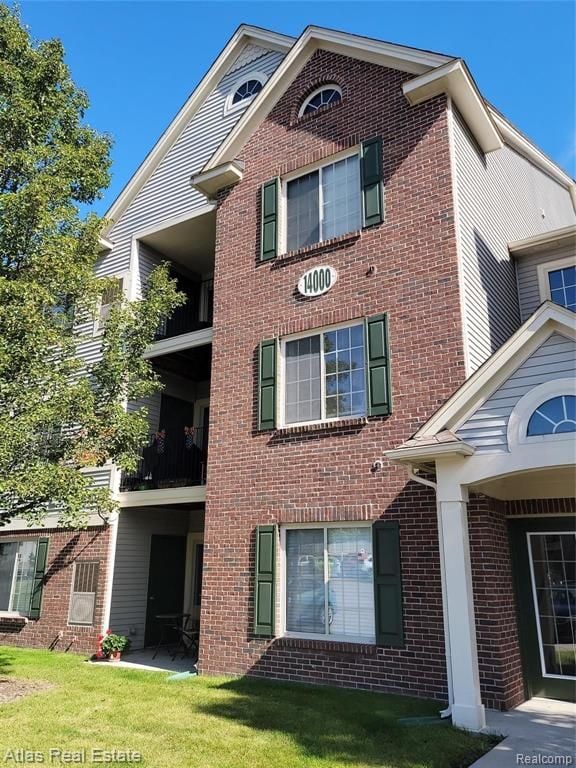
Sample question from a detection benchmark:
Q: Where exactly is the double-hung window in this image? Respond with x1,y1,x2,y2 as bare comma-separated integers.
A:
284,524,375,642
283,322,366,425
537,259,576,312
285,154,361,252
0,540,39,615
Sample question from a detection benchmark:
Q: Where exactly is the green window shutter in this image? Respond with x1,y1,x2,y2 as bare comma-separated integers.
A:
360,138,383,228
254,524,276,636
373,521,404,646
29,537,49,620
258,338,276,430
261,178,279,261
365,313,391,416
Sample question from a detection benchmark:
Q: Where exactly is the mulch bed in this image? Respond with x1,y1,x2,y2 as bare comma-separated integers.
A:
0,677,54,705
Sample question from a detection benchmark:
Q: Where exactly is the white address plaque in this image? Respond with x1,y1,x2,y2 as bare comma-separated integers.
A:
297,265,337,297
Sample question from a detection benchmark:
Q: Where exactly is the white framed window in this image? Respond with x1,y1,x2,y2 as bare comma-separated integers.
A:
0,540,38,616
94,273,128,335
279,321,366,427
508,378,576,447
298,84,342,118
281,150,361,253
224,71,268,115
537,257,576,311
68,561,99,626
280,522,375,643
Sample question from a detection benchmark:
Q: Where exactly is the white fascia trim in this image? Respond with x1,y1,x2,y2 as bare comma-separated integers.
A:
117,486,206,508
102,26,293,234
98,237,114,252
414,302,576,439
403,59,502,154
385,441,475,464
143,326,213,360
508,225,576,255
204,28,450,174
190,161,244,198
489,108,576,206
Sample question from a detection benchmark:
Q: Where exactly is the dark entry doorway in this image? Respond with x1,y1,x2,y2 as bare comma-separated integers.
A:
509,517,576,702
145,535,187,647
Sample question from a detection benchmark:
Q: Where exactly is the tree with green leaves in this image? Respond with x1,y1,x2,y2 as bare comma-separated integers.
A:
0,5,183,527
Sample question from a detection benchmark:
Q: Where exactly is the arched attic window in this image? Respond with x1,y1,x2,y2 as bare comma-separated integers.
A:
527,395,576,437
224,72,268,115
298,84,342,117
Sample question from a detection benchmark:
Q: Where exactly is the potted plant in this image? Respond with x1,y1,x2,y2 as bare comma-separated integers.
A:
100,630,131,661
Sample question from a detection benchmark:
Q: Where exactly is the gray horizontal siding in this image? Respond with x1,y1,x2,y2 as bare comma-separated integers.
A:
457,332,576,451
109,508,190,648
453,109,576,374
517,243,576,322
105,47,285,283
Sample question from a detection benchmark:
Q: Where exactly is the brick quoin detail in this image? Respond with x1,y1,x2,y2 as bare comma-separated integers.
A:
200,49,466,703
0,526,111,655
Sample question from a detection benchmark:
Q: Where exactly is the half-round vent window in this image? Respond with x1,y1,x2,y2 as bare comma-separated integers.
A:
527,395,576,436
232,78,263,105
299,85,342,117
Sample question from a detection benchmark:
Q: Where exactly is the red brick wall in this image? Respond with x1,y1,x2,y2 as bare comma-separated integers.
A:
0,526,111,654
200,49,466,701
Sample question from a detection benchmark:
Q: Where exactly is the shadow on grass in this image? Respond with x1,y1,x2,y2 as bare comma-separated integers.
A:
0,649,14,676
197,677,496,768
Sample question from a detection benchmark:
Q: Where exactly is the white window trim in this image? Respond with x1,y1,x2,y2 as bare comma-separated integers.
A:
223,71,268,116
279,521,375,645
279,147,360,255
507,378,576,448
277,319,366,429
0,539,37,617
298,84,342,118
537,256,576,305
93,271,131,337
527,531,576,681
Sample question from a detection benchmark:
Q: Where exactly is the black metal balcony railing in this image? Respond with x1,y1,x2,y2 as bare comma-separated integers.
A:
154,279,213,341
120,428,207,492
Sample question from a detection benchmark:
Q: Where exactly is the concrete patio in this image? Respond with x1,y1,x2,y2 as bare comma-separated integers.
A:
88,647,196,674
471,698,576,767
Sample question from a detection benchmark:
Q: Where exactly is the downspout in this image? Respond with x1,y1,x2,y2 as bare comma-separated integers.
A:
100,511,119,634
406,466,453,719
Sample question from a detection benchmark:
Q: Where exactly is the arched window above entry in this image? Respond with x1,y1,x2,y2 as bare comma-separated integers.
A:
224,72,268,115
527,395,576,436
299,85,342,117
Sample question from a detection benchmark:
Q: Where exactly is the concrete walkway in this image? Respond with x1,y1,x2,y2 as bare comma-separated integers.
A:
471,698,576,767
88,648,196,674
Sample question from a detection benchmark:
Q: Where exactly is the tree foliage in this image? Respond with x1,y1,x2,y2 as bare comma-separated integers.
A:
0,6,183,527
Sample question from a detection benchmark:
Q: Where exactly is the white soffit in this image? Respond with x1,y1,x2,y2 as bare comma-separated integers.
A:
403,59,502,153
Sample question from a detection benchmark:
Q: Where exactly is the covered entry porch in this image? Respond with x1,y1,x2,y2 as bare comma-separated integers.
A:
108,505,204,657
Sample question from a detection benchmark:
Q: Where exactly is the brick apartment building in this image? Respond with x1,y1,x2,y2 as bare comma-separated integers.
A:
0,25,574,732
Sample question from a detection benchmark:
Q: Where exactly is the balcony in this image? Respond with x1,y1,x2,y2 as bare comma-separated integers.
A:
120,427,207,493
155,279,213,342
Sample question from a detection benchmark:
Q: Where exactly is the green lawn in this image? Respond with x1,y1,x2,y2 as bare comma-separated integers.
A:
0,647,496,768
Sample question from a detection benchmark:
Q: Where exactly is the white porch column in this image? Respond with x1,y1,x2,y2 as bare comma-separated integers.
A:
436,459,485,732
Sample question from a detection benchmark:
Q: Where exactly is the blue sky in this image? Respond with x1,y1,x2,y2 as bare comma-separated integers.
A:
18,1,575,216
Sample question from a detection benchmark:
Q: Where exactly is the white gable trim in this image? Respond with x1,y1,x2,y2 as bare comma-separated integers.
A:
102,26,294,234
414,302,576,439
202,26,450,175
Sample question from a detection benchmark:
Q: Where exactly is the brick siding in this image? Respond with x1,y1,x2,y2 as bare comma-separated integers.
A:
199,49,465,703
0,526,111,655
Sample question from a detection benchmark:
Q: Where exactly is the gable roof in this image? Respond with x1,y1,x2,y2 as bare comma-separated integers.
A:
102,25,294,235
412,301,576,440
195,26,575,204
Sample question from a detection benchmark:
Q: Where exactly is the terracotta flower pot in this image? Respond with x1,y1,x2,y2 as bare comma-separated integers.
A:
108,651,122,662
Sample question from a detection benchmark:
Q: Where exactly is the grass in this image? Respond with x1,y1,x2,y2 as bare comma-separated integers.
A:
0,647,497,768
